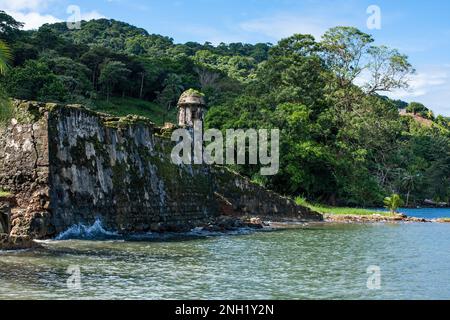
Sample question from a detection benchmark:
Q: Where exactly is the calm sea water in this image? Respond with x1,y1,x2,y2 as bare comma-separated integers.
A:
1,209,450,300
389,207,450,219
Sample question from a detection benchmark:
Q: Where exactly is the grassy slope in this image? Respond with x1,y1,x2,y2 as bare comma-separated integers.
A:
0,190,11,197
90,97,177,126
295,197,391,216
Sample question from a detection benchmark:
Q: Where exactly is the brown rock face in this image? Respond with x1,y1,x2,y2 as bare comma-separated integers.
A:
0,101,50,209
0,197,38,250
0,233,36,250
0,198,37,250
9,188,53,239
0,199,11,234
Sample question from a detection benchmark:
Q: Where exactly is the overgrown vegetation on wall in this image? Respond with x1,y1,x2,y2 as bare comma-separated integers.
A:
0,11,449,206
0,37,12,127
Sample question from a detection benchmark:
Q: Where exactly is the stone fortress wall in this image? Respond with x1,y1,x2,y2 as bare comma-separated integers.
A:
0,99,322,246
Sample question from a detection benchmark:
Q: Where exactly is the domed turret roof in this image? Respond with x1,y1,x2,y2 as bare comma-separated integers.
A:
177,89,206,108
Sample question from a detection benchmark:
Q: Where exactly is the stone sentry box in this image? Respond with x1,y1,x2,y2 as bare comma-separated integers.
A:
0,98,321,240
177,89,207,128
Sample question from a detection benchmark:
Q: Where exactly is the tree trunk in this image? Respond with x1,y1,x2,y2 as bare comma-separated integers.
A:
93,65,98,91
139,73,145,99
406,190,411,207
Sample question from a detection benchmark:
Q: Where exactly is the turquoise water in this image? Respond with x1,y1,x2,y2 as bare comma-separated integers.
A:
1,209,450,300
392,208,450,219
375,207,450,219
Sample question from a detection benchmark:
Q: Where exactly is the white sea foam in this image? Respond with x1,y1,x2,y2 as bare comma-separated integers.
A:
53,219,262,241
55,218,119,240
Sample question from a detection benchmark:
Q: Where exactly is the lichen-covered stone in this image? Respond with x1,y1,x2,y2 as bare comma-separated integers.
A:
0,100,49,209
211,166,323,221
45,104,218,235
0,100,322,241
0,233,36,250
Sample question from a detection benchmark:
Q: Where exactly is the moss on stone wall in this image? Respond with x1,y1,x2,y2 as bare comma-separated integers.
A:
2,100,321,239
104,115,155,129
45,103,218,234
12,100,48,124
0,189,11,197
0,100,14,128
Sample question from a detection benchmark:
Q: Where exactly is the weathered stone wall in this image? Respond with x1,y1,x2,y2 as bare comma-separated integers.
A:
212,167,323,221
47,106,217,235
0,196,34,250
1,100,321,241
0,101,50,208
0,101,52,240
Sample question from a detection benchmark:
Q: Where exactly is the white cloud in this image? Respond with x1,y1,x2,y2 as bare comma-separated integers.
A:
386,66,450,116
177,13,336,45
0,0,51,11
4,10,61,30
388,69,447,99
0,0,59,30
356,66,450,116
1,1,106,31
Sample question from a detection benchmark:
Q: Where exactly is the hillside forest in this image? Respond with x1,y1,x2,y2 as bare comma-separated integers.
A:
1,11,449,207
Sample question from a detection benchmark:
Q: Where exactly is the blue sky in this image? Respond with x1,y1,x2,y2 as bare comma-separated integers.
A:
1,0,450,116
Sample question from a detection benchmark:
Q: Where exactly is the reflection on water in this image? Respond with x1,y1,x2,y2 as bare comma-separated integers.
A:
1,220,450,300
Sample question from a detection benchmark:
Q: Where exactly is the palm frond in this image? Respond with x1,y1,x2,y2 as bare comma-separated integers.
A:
0,40,12,75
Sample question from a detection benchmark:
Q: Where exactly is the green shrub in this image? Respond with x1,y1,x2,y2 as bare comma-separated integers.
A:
383,194,404,214
0,189,11,197
0,93,13,127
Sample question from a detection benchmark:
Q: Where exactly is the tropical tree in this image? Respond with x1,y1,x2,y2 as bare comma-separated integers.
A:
3,59,56,100
400,169,421,207
254,34,326,111
0,39,11,74
364,45,414,94
406,102,428,115
321,27,414,95
321,26,373,88
80,46,112,90
0,39,12,125
384,194,404,214
192,50,223,89
156,73,184,112
0,10,23,41
98,60,131,101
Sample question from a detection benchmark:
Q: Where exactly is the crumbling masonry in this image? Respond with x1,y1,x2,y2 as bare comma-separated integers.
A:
0,98,322,248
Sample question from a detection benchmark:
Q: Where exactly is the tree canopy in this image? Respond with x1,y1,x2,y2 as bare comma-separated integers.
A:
0,13,449,207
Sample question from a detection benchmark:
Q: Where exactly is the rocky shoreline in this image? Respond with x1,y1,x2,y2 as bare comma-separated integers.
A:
2,212,450,251
0,215,266,250
324,213,428,223
0,234,40,250
323,213,450,224
252,212,450,229
166,212,450,234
